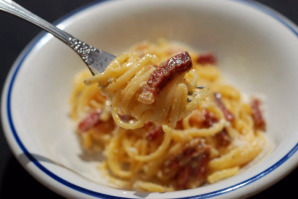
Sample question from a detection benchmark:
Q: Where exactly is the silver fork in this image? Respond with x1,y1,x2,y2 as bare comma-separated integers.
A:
0,0,115,75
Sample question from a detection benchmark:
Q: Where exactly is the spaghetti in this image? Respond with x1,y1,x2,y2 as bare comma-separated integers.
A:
84,46,206,129
70,40,266,192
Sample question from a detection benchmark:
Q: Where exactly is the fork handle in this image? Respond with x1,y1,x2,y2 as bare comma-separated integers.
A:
0,0,116,75
0,0,104,74
0,0,74,45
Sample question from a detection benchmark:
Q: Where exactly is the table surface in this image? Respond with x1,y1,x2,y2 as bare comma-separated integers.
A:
0,0,297,198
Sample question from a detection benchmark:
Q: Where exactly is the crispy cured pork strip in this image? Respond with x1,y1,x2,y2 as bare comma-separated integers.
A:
145,125,163,142
251,99,266,131
78,110,102,132
138,52,193,104
196,53,216,65
214,92,235,122
161,139,210,189
215,128,231,147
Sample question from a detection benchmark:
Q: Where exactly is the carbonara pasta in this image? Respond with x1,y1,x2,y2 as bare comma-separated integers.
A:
84,45,206,129
70,40,266,192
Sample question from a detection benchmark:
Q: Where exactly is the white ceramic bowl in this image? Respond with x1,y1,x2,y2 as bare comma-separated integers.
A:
1,0,298,198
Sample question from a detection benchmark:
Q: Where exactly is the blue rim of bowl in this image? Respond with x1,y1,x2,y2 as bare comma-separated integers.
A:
3,0,298,198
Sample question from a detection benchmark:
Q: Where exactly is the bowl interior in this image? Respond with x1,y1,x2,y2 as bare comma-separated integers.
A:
5,0,298,198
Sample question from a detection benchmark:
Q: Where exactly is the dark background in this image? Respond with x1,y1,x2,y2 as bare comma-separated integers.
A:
0,0,297,198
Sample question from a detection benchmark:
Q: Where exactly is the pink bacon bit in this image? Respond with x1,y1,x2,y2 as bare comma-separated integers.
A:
251,99,266,131
145,126,164,141
143,121,154,129
176,145,210,189
161,139,210,189
214,92,235,122
118,114,134,122
215,128,231,147
176,165,191,189
138,52,193,104
202,109,219,128
175,119,184,130
78,110,102,132
196,53,216,65
162,155,180,177
189,109,219,128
